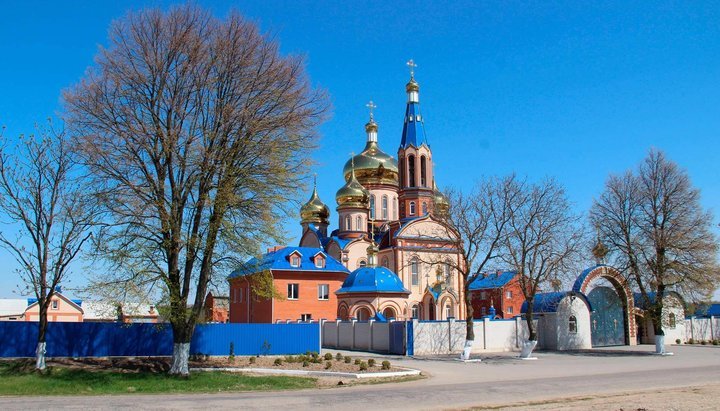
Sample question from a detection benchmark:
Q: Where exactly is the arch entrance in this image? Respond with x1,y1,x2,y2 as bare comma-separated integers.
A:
572,265,637,346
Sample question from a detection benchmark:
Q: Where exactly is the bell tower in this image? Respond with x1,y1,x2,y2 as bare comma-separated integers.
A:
398,60,434,219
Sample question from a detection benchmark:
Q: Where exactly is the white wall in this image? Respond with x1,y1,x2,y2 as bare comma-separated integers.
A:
685,317,719,342
555,296,592,350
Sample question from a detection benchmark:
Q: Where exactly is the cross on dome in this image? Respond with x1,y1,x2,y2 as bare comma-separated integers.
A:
366,100,376,120
406,59,417,78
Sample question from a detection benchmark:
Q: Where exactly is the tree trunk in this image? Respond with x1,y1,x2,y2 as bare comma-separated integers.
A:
652,287,665,354
520,300,538,359
460,283,475,360
36,304,48,371
169,323,192,376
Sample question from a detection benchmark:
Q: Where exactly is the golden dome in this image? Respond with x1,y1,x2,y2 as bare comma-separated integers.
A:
336,169,369,208
406,78,419,93
300,183,330,225
433,181,450,217
343,142,399,187
365,119,378,134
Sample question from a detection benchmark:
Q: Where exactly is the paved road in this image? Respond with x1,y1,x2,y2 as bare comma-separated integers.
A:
2,345,719,410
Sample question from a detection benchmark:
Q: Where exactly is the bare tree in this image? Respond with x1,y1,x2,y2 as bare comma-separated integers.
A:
438,175,516,359
0,124,96,370
591,150,719,352
63,6,328,375
501,178,583,357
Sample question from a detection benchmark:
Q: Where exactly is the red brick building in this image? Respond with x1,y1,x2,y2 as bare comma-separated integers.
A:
469,271,525,319
203,292,229,323
228,247,349,323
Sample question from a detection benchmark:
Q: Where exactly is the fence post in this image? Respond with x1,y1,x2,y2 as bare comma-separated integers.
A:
336,319,342,349
448,317,455,352
369,319,375,351
515,316,522,349
351,319,357,350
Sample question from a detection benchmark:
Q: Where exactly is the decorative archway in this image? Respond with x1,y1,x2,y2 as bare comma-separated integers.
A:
382,307,396,319
572,265,637,346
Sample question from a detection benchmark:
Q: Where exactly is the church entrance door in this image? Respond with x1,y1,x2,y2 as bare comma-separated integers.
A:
588,286,626,346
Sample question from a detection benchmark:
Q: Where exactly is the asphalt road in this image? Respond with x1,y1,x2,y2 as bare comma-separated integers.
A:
2,345,719,410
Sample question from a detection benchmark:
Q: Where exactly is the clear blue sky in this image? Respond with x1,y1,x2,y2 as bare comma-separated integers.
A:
1,1,718,299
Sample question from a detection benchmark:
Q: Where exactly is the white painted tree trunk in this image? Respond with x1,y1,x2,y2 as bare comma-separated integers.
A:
35,342,46,370
460,339,474,360
520,340,537,359
655,335,665,354
169,343,190,375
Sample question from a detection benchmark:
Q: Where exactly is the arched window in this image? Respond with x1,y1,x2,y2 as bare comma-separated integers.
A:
356,215,362,231
382,307,396,320
338,306,349,321
445,304,453,319
345,216,351,230
420,156,427,187
422,202,428,215
393,197,397,219
381,195,388,219
411,258,419,286
409,201,416,215
411,305,419,319
369,195,376,219
669,313,676,328
569,315,577,334
358,259,367,268
356,307,371,321
381,257,389,268
408,155,416,187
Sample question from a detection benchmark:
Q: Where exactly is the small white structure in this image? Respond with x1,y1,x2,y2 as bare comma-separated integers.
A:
524,292,592,351
635,292,687,344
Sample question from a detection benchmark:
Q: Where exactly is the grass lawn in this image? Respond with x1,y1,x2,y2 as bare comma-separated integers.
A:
0,362,316,396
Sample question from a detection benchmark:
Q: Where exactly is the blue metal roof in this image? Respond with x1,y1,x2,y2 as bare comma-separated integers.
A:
336,266,410,295
399,102,428,148
469,271,517,290
694,303,720,317
571,264,606,292
27,297,82,307
521,292,592,313
229,246,349,278
324,235,351,250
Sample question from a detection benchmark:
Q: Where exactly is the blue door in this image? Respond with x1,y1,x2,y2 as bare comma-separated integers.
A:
588,286,626,346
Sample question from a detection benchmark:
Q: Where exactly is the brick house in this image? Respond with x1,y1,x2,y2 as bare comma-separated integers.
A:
203,292,229,323
469,271,525,319
228,246,349,323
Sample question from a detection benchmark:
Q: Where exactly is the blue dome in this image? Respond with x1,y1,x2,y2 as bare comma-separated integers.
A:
336,266,410,295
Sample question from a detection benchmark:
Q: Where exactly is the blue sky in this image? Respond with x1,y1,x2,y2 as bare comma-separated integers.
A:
0,1,719,299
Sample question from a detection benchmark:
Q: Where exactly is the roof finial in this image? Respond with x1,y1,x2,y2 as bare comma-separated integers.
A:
313,173,317,189
592,223,609,264
406,59,417,79
366,100,376,121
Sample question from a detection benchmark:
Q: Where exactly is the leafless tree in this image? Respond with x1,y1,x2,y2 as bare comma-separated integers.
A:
63,6,328,375
0,124,97,370
591,150,719,351
501,178,583,355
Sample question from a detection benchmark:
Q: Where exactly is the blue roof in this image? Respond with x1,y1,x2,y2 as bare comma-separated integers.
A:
336,266,410,295
27,297,82,307
229,246,349,278
469,271,517,290
694,303,720,317
323,235,351,250
399,101,428,148
571,264,606,292
521,292,592,313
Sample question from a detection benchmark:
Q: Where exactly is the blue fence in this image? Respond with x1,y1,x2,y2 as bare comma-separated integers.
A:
0,322,320,358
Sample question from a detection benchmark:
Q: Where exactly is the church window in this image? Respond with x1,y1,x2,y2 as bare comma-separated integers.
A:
669,313,676,329
411,259,419,286
318,284,329,300
445,304,453,319
393,197,397,219
417,114,422,121
411,305,419,319
381,195,388,219
356,215,362,231
408,115,414,122
569,315,577,333
237,288,243,303
409,201,416,215
345,216,351,230
383,307,396,319
370,195,376,219
381,257,389,268
287,283,299,300
422,202,428,215
420,156,427,187
507,306,513,314
408,155,416,187
358,259,367,268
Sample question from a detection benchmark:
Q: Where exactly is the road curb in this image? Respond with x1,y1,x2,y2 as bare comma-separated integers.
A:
190,366,422,379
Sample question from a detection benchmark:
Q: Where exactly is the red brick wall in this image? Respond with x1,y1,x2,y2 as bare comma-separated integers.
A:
470,279,526,319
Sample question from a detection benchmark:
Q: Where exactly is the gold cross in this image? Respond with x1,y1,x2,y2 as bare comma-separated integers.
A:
406,59,417,78
366,100,377,120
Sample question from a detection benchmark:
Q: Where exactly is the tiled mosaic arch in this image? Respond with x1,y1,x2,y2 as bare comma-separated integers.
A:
572,265,637,346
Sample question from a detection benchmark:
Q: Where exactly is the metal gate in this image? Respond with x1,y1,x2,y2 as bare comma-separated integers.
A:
388,321,406,355
588,286,626,346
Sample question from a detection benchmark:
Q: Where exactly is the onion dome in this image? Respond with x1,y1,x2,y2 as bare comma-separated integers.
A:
300,179,330,225
433,181,450,217
342,117,399,187
336,266,410,295
336,167,369,208
406,77,419,93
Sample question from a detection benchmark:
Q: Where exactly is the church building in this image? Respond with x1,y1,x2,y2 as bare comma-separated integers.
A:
229,63,465,322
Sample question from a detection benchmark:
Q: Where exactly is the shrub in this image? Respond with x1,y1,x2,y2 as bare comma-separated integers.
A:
675,339,681,345
368,359,376,367
701,340,707,345
325,361,332,370
302,360,310,367
249,357,256,364
381,360,391,370
354,359,361,365
274,358,283,366
324,353,333,361
344,356,351,364
688,338,695,344
335,353,343,361
313,357,322,364
359,361,368,371
311,351,319,359
713,340,719,346
229,342,235,362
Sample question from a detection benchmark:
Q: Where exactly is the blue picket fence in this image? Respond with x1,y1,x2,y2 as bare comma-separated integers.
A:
0,322,320,358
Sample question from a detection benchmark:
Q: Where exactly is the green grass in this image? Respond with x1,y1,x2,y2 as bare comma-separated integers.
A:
0,363,316,396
